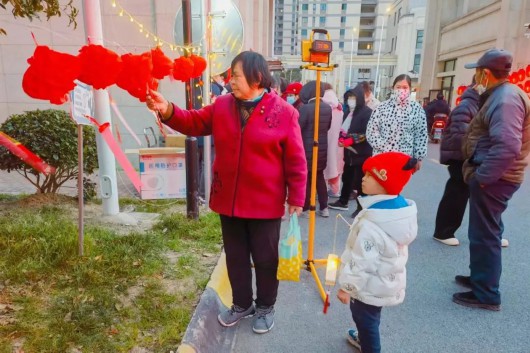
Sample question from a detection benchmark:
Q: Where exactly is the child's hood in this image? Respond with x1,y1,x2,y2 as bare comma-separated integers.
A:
358,195,418,246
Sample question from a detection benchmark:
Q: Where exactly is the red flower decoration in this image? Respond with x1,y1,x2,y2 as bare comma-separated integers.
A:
77,44,122,89
172,56,194,82
518,69,526,82
151,47,173,80
22,46,81,105
116,52,157,102
190,54,207,78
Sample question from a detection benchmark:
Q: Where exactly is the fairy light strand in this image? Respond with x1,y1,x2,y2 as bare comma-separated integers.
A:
111,0,202,53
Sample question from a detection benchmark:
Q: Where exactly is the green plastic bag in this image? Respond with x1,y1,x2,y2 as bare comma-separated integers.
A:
277,214,303,281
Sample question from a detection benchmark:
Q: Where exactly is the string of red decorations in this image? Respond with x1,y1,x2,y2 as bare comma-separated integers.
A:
22,42,208,104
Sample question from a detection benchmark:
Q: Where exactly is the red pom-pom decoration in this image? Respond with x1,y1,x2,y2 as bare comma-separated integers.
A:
151,47,173,80
77,44,122,89
172,56,194,82
518,69,526,82
116,52,157,102
22,46,81,105
190,54,207,78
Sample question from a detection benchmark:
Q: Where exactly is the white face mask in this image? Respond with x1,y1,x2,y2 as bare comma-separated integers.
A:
347,98,356,109
474,71,488,95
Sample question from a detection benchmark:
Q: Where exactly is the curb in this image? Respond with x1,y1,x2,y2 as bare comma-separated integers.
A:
177,252,234,353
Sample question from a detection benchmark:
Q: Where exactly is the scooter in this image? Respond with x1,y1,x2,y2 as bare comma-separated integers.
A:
430,113,447,144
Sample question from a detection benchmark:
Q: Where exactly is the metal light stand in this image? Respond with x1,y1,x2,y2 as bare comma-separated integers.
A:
301,62,337,303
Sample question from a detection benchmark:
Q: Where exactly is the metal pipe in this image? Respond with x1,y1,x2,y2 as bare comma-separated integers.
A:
182,0,199,219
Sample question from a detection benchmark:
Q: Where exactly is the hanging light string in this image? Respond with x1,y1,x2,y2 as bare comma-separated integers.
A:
111,0,203,54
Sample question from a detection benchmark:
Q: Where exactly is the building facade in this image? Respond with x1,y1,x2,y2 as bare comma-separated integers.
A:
385,0,426,99
420,0,530,106
273,0,395,97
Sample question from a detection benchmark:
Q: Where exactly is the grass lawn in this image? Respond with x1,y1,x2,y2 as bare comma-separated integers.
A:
0,194,222,353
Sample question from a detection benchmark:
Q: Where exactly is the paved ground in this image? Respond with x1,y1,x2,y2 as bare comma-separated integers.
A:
3,144,530,353
230,143,530,353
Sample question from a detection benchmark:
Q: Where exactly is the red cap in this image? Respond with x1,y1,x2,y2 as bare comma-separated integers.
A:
362,152,416,195
284,82,302,95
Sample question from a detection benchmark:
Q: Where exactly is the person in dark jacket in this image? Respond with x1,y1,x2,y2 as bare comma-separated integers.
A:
424,92,451,133
298,80,333,217
453,48,530,311
432,82,478,246
329,84,373,217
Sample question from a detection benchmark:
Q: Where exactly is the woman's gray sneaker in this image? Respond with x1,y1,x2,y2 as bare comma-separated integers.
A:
218,304,255,327
252,306,275,334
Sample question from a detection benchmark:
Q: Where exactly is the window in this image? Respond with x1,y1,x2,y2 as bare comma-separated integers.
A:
341,16,346,23
359,68,371,79
397,8,401,22
391,38,394,52
415,30,424,49
444,59,456,72
394,12,396,25
413,54,421,73
301,29,307,37
441,76,454,104
320,16,326,26
302,4,308,11
320,4,327,12
302,17,308,25
342,4,347,11
340,29,345,37
339,41,344,49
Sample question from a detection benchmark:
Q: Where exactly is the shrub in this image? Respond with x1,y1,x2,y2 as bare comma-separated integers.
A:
0,109,98,193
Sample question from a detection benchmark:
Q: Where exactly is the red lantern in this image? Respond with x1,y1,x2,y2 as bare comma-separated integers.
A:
190,54,207,78
518,69,526,82
22,45,81,104
455,96,462,106
526,65,530,78
525,81,530,94
224,68,232,84
151,47,173,80
77,44,122,89
116,52,157,102
518,84,525,91
457,85,466,96
172,56,194,82
509,73,518,84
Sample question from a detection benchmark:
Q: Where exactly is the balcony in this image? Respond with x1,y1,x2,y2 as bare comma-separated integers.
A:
357,50,374,55
360,24,376,30
358,36,375,42
361,0,377,4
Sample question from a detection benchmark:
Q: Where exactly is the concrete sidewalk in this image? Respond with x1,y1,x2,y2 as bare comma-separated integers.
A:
182,144,530,353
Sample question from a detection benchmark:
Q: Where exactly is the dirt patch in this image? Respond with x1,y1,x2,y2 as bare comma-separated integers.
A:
15,193,77,208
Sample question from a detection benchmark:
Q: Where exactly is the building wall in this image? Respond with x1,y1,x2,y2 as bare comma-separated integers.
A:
420,0,530,106
0,0,274,155
273,0,396,97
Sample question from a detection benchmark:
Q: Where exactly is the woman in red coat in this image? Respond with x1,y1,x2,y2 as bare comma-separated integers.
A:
146,51,307,334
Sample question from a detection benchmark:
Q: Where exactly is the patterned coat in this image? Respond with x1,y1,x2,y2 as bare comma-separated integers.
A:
338,194,418,307
163,92,307,219
366,96,428,160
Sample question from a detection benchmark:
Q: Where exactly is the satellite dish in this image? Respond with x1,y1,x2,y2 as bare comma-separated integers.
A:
173,0,244,76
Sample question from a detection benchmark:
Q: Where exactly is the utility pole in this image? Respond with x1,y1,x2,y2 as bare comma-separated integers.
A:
82,0,120,216
182,0,200,219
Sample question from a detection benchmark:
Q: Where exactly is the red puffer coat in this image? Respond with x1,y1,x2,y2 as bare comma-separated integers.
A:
164,92,307,219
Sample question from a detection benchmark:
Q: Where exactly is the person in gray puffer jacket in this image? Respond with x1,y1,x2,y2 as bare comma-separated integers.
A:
452,49,530,312
298,80,332,216
432,84,479,246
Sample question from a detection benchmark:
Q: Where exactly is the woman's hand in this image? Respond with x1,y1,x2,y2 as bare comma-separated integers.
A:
288,205,302,216
414,160,422,172
146,89,171,119
337,289,350,304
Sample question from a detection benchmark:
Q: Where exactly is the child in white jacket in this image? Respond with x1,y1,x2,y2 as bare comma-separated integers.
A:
337,151,418,353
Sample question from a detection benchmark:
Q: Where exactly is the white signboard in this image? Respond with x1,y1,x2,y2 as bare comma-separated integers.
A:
70,81,94,125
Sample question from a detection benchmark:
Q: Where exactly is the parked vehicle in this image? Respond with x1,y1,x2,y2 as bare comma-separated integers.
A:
430,113,448,143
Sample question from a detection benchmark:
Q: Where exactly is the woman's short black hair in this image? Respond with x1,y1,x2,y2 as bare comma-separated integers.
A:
231,51,272,89
392,74,412,88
